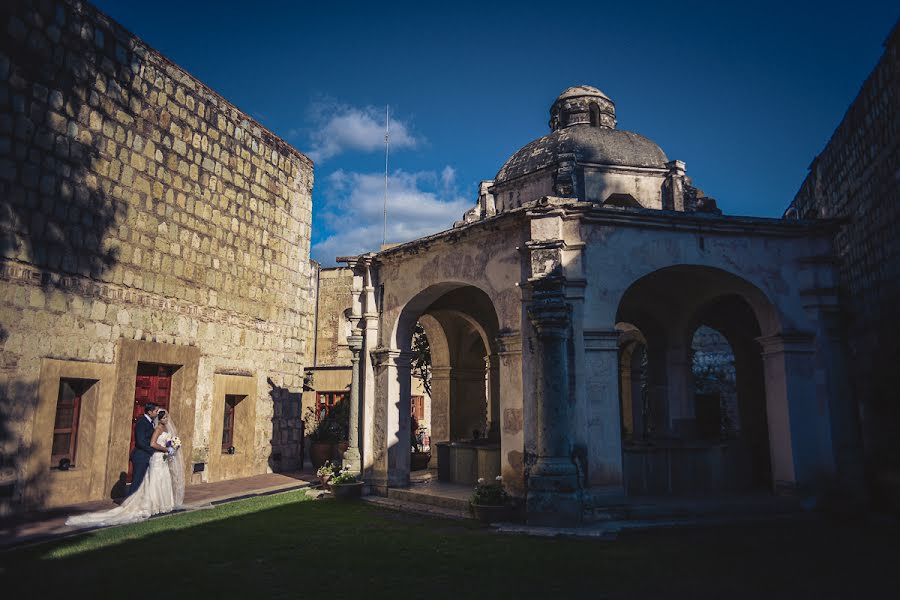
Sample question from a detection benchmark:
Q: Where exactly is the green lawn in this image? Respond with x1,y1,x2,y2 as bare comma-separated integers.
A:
2,490,898,599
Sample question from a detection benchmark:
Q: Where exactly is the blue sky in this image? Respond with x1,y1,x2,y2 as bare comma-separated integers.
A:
93,0,898,265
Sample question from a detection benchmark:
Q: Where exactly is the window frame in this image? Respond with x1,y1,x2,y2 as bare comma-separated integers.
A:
222,394,239,453
51,379,87,466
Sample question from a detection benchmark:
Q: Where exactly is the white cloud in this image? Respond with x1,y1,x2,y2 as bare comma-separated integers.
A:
311,168,473,265
305,100,419,163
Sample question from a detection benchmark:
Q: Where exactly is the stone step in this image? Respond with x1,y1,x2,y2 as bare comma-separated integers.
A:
362,496,471,520
386,487,471,512
584,495,807,523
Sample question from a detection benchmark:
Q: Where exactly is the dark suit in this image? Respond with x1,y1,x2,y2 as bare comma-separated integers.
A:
129,415,155,496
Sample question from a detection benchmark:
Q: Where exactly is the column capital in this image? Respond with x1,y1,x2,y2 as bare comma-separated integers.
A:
348,334,363,355
496,331,522,355
527,278,570,336
584,329,620,352
371,347,414,368
756,331,815,355
431,366,452,380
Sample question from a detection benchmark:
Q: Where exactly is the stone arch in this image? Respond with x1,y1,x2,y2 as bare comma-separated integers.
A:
614,265,782,339
377,282,504,488
614,265,789,494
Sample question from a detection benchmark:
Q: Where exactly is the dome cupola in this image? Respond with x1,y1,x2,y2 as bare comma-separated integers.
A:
549,85,617,131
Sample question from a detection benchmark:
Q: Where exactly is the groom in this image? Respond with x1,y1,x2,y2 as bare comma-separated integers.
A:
129,402,160,496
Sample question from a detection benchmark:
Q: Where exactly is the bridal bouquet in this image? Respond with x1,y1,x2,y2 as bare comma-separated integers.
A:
165,436,182,457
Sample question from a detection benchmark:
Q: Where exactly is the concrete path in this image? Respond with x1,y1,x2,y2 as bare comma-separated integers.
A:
0,470,315,550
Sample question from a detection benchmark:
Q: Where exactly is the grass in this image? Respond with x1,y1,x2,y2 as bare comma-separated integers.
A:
2,490,898,599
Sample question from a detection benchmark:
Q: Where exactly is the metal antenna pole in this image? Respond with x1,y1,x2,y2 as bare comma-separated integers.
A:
382,104,389,246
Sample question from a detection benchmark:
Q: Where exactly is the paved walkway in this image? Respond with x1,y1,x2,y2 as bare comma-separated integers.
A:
0,469,316,550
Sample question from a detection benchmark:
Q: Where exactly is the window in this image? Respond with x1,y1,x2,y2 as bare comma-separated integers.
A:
315,391,348,422
411,395,425,422
589,102,600,127
52,379,91,466
222,395,241,453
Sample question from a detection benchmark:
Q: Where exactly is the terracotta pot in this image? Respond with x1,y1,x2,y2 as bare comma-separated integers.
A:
309,442,336,470
336,441,349,460
317,473,332,490
330,481,364,501
470,503,511,524
410,451,431,471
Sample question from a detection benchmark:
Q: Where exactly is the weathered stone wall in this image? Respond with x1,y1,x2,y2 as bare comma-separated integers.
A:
313,267,353,367
786,24,899,472
0,0,313,505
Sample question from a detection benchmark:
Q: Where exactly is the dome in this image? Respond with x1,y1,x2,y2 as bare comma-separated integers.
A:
555,85,611,103
495,126,669,183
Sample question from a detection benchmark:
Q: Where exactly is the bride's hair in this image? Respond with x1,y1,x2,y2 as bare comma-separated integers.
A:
157,409,168,422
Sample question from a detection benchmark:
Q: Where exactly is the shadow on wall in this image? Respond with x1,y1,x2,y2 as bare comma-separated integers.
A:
0,376,48,516
1,2,131,281
267,378,304,472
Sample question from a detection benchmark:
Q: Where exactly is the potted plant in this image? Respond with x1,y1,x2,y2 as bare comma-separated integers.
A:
316,460,335,490
304,407,341,470
329,465,363,500
331,398,351,461
410,415,431,471
469,475,512,523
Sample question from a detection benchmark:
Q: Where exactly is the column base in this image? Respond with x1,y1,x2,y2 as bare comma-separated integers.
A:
526,457,583,527
342,447,361,475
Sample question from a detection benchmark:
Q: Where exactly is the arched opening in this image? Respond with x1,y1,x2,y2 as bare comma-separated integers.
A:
392,284,502,487
589,102,601,127
616,266,779,495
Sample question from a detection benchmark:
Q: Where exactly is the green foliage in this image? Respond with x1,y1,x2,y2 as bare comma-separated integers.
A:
316,460,336,478
303,406,342,443
330,466,358,485
411,322,432,397
470,476,510,506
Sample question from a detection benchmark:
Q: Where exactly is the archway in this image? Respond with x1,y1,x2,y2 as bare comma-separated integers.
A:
389,284,502,487
615,266,779,495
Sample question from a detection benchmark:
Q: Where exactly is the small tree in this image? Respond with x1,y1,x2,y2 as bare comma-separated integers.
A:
411,322,432,397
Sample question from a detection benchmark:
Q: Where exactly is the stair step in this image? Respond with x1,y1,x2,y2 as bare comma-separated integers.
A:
387,487,471,512
363,496,471,520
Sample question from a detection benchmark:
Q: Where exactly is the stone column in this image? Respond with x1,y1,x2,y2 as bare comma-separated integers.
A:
342,333,363,474
429,365,451,470
585,329,625,491
497,331,525,495
666,338,695,438
758,332,834,494
372,348,414,489
486,353,500,439
526,278,582,526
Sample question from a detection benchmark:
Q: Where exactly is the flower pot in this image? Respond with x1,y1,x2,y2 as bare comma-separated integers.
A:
330,481,364,501
317,473,332,490
410,451,431,471
336,441,349,461
470,503,512,524
309,442,336,470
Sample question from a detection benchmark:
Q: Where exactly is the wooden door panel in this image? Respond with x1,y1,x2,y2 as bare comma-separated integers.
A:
128,364,174,481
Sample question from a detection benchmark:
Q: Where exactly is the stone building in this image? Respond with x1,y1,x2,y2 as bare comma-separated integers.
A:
338,85,862,525
302,264,430,463
785,22,899,503
0,0,313,512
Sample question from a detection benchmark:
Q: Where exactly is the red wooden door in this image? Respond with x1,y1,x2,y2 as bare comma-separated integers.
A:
128,363,174,481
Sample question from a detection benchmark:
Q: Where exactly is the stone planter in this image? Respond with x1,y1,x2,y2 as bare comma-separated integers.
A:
309,442,336,470
470,503,512,524
330,481,364,501
410,451,431,471
317,473,332,490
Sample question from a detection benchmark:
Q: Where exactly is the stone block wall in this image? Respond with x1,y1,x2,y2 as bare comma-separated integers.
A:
0,0,313,505
786,24,899,471
313,267,353,367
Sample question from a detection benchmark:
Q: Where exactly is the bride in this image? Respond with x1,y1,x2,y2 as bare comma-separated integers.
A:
66,409,185,528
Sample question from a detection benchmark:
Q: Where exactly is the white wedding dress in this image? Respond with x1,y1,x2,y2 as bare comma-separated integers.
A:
66,429,184,528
